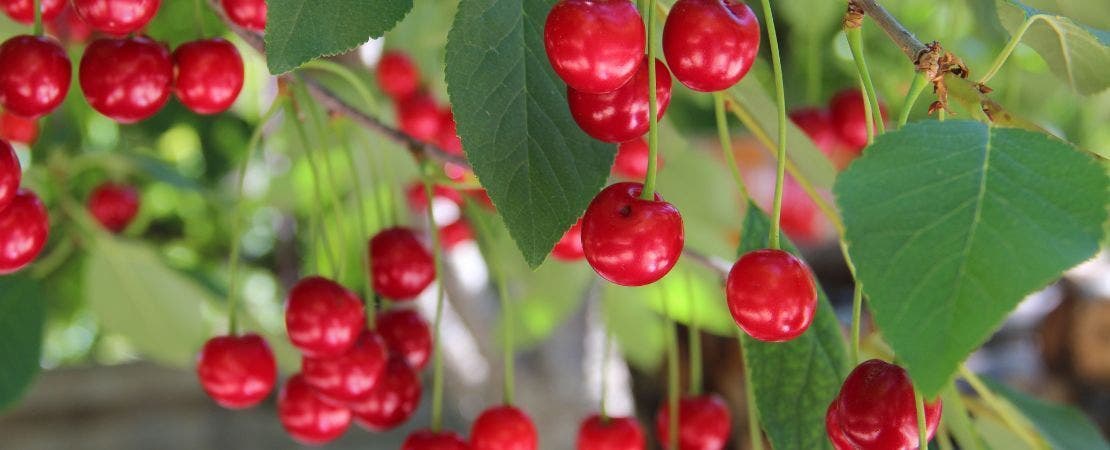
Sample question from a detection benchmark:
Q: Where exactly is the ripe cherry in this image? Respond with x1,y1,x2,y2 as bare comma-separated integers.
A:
285,276,366,358
277,374,352,445
470,405,539,450
825,402,857,450
662,0,760,92
173,38,244,115
302,330,388,404
350,356,422,432
196,334,277,409
376,308,432,371
726,249,817,342
830,359,942,450
0,111,38,145
612,137,662,180
436,108,464,156
72,0,160,36
397,93,442,143
79,36,173,123
828,88,888,153
376,51,420,101
440,220,474,250
0,189,49,275
0,140,20,211
577,415,645,450
789,108,842,159
46,5,94,44
581,182,684,286
369,227,436,300
654,395,732,450
0,35,71,118
567,57,672,143
87,182,140,233
551,218,584,261
220,0,266,32
403,429,471,450
0,0,64,24
544,0,645,94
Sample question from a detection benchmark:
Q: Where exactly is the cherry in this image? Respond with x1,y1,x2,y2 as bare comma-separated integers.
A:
654,394,732,450
46,5,94,44
87,182,140,233
220,0,266,32
0,189,49,275
71,0,160,36
824,402,857,450
349,356,422,432
543,0,645,94
830,359,942,450
464,188,495,211
778,178,823,245
612,137,662,180
403,429,471,450
0,0,64,24
0,140,20,211
440,219,474,250
0,35,71,118
369,227,436,300
581,182,684,286
0,111,38,144
405,182,463,218
567,57,672,143
789,108,842,159
302,330,389,404
551,218,584,262
397,92,442,143
277,374,352,445
196,334,277,409
436,108,464,156
577,415,645,450
79,36,173,123
662,0,760,92
284,276,366,358
828,88,888,153
726,249,817,342
376,308,432,371
470,405,539,450
173,38,244,115
376,51,420,101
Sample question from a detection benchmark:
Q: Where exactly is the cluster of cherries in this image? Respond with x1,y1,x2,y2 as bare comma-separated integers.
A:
0,141,46,274
790,88,888,170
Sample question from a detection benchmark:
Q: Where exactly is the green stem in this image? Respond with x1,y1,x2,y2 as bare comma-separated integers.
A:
301,60,381,114
850,283,863,363
713,93,750,201
286,96,339,274
938,422,955,450
664,299,680,450
960,366,1046,450
600,328,611,421
898,72,930,128
423,160,448,432
915,388,928,449
640,0,660,200
467,201,516,405
758,0,787,250
300,82,351,282
193,0,207,37
939,109,947,122
738,334,765,450
978,15,1042,85
337,123,375,323
686,272,702,396
846,27,885,137
32,0,42,36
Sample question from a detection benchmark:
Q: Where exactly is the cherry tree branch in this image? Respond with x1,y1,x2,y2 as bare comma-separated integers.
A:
851,0,926,62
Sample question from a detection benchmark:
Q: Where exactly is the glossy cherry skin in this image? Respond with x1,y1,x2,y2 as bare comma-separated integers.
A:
577,415,645,450
0,140,20,211
370,227,436,300
284,276,366,358
0,0,64,24
544,0,645,94
377,51,420,100
302,330,388,404
349,356,422,432
72,0,160,36
86,182,139,233
567,57,672,143
581,182,684,286
832,360,942,450
277,374,352,445
662,0,760,92
173,38,244,115
376,308,432,371
0,189,47,274
726,249,817,342
79,36,173,123
0,111,38,145
470,405,539,450
397,92,442,143
220,0,265,32
654,395,732,450
612,137,663,180
404,429,471,450
552,218,585,261
825,402,857,450
828,88,888,153
196,334,277,409
46,5,94,44
0,35,71,118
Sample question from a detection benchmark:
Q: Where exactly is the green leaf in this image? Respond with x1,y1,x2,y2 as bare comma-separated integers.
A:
445,0,614,268
602,282,666,372
265,0,414,74
85,235,211,366
835,121,1107,396
995,0,1110,95
986,379,1110,450
0,276,45,411
737,201,851,450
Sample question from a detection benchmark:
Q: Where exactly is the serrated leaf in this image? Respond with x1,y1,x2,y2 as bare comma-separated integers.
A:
985,379,1110,450
0,276,45,411
737,201,851,450
995,0,1110,95
265,0,414,74
835,121,1107,396
445,0,614,268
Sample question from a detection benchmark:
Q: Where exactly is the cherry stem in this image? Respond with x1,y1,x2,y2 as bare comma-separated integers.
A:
663,294,680,450
713,93,750,201
287,91,339,275
846,27,885,139
193,0,208,37
639,0,660,201
465,200,516,405
301,60,381,115
336,123,376,324
422,159,448,433
937,422,955,450
898,72,930,128
302,82,353,282
850,283,863,363
914,389,928,450
960,366,1045,449
758,0,788,250
599,328,611,422
686,272,703,396
978,15,1043,86
32,0,42,36
738,334,766,450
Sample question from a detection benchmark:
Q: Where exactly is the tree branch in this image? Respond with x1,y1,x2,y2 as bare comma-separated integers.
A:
851,0,926,62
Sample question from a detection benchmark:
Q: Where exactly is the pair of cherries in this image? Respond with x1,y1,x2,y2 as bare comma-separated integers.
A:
0,141,47,274
399,405,539,450
790,88,890,169
826,360,943,450
575,395,730,450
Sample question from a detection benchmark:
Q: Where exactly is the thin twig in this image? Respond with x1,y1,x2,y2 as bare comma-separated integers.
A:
851,0,926,61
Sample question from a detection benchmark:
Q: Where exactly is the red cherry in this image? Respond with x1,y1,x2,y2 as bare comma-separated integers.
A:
828,88,888,153
173,38,244,115
278,374,352,445
832,360,942,450
46,5,94,44
397,93,442,143
0,35,71,119
369,227,436,300
825,402,857,450
403,429,471,450
0,189,48,275
726,249,817,342
0,0,64,24
196,334,277,409
86,182,139,233
551,218,584,261
220,0,266,32
612,137,662,180
789,108,842,159
406,182,463,213
577,415,645,450
376,308,432,371
0,140,20,211
79,36,173,123
377,51,420,100
581,182,684,286
71,0,160,36
544,0,645,94
350,356,422,432
284,276,366,358
654,395,732,450
567,57,672,143
436,108,464,156
464,188,496,211
440,220,474,250
0,111,38,144
302,330,388,404
470,405,539,450
778,178,823,245
662,0,760,92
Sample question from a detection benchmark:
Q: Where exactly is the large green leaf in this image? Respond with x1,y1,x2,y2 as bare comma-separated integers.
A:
737,201,851,450
265,0,414,74
0,276,45,411
835,121,1107,396
995,0,1110,95
444,0,614,268
986,379,1110,450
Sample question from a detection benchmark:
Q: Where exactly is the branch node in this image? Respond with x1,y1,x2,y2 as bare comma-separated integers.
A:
844,2,865,29
915,41,968,116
